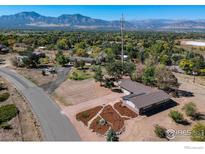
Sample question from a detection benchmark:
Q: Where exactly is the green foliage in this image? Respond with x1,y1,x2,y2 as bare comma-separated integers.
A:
171,54,184,65
91,46,101,58
57,38,69,50
55,51,68,66
155,65,179,90
75,48,88,57
160,55,171,65
106,129,119,141
104,79,114,88
78,60,85,69
179,59,194,74
74,42,87,49
69,68,94,80
154,124,167,138
81,112,90,119
169,110,184,123
39,57,50,65
0,104,18,124
200,68,205,75
94,66,104,84
0,122,12,130
0,92,10,102
182,102,197,117
106,61,124,81
191,123,205,141
123,62,136,76
142,66,156,86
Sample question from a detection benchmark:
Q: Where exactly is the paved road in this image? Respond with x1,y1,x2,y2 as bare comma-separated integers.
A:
41,67,71,94
0,67,81,141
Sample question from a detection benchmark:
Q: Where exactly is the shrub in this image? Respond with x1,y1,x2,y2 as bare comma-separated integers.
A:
191,123,205,141
0,104,18,124
106,129,119,141
169,110,184,123
142,66,156,86
154,124,167,138
0,122,12,130
81,112,89,119
0,92,10,102
182,102,197,117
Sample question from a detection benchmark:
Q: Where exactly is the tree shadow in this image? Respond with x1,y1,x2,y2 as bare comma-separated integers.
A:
177,89,194,97
191,112,205,121
111,87,123,93
143,99,178,117
178,119,191,125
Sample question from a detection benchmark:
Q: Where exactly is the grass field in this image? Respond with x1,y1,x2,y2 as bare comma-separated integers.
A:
68,68,94,80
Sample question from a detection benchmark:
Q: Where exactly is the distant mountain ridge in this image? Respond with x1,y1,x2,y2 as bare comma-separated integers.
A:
1,11,205,31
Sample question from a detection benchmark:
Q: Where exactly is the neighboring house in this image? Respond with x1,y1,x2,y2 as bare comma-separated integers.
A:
69,56,95,64
119,79,170,115
0,44,9,53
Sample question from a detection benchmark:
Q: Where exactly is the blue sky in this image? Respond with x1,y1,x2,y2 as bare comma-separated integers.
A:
0,5,205,20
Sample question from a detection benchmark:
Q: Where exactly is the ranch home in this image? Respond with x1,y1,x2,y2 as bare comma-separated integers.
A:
119,79,170,115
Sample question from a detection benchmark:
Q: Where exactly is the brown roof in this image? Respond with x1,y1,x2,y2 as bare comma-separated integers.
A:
129,90,170,109
119,79,154,95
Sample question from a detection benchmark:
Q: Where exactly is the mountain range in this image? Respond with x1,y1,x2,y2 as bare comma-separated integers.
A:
1,11,205,31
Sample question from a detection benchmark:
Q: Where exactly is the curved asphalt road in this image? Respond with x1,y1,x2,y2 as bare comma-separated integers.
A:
0,67,81,141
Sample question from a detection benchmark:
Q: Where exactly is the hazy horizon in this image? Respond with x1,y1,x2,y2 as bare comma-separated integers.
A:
1,5,205,21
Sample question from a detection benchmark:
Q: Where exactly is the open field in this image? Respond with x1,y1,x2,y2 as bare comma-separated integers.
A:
174,72,205,86
180,39,205,57
0,77,42,141
53,79,113,106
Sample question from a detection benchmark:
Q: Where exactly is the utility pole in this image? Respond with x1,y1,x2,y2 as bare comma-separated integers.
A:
121,14,124,64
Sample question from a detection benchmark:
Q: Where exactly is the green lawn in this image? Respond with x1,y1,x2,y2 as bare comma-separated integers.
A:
68,68,94,80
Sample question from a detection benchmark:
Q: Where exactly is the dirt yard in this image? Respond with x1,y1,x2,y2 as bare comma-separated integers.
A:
0,77,42,141
53,79,113,106
15,68,57,86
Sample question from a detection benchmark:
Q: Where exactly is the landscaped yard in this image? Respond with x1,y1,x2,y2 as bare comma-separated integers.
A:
114,102,138,118
76,102,138,136
76,106,103,126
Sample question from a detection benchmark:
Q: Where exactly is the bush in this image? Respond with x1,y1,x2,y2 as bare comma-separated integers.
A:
0,92,10,102
169,110,184,123
82,112,89,119
0,104,18,124
182,102,197,117
191,123,205,141
154,124,167,138
0,122,12,130
106,129,119,141
142,66,156,86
